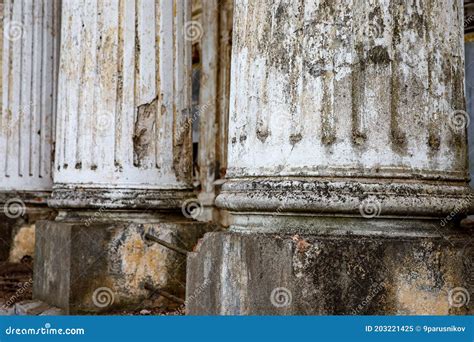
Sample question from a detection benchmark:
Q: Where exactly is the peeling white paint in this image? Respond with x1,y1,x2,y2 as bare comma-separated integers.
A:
54,0,193,189
0,0,59,191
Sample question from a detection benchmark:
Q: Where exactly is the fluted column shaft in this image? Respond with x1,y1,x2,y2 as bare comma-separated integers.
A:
0,0,59,197
51,0,193,210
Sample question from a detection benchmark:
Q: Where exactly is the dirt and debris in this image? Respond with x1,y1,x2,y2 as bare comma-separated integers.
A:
102,306,185,316
0,258,34,307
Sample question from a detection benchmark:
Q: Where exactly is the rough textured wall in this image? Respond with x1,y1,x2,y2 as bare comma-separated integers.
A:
54,0,192,188
227,0,467,181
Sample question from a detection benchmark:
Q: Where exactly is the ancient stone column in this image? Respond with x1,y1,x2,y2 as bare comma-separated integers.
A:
0,0,59,262
197,0,233,222
51,0,192,207
34,0,211,313
187,0,474,315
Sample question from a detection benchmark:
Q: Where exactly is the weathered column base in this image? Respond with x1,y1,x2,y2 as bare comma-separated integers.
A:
33,215,214,314
186,228,473,315
0,192,56,262
216,179,474,233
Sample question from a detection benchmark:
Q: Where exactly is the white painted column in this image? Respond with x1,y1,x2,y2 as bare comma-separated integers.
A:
50,0,193,209
0,0,59,197
217,0,473,233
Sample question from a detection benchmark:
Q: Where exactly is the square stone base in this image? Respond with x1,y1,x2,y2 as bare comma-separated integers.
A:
33,219,214,314
186,231,473,315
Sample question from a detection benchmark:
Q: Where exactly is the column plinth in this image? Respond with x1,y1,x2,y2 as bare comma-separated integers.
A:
33,0,213,313
217,178,472,234
187,0,474,315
